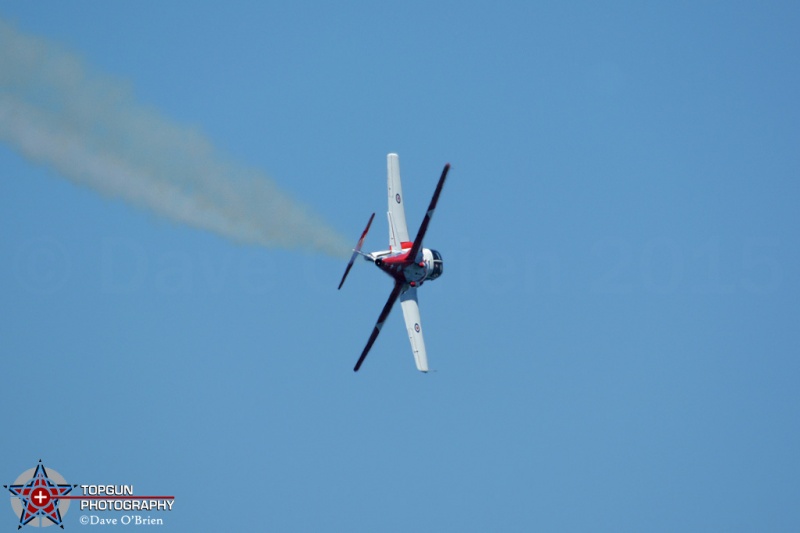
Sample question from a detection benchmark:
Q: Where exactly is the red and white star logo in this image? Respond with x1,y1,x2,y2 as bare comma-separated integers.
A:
5,460,76,529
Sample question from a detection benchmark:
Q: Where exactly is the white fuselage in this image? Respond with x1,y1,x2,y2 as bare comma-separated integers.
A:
370,247,444,285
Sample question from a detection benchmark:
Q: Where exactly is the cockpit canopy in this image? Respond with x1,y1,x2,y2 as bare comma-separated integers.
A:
428,249,444,280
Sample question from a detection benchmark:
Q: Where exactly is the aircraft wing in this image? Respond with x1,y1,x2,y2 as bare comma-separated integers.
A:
400,286,429,372
387,153,411,252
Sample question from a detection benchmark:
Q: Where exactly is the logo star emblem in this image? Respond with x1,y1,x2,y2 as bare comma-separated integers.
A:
4,460,76,529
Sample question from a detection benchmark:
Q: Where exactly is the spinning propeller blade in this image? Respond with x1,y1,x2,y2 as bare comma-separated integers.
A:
354,282,404,372
406,163,450,262
338,212,375,290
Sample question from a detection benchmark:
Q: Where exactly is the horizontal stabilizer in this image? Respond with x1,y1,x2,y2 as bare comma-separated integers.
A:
338,213,375,290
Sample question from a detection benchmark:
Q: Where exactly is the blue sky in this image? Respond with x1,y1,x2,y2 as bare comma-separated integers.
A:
1,2,799,531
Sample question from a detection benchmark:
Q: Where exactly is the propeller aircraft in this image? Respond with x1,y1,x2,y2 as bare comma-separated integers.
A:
338,154,450,373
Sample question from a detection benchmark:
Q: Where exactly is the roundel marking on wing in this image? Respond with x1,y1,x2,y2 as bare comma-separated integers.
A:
414,323,420,333
396,193,401,204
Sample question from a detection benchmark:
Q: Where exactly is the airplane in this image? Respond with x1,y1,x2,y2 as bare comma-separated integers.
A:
338,153,450,373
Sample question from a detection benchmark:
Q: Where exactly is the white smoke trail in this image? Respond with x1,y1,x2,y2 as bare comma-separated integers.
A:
0,19,350,258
